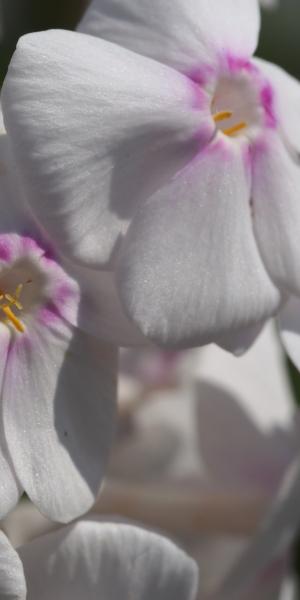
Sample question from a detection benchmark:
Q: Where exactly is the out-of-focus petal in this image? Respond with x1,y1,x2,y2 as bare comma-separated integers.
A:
212,457,300,600
79,0,260,73
19,519,199,600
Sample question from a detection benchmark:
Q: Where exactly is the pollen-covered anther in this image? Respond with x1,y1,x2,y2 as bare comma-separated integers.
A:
213,110,233,123
0,283,25,333
213,109,247,137
222,121,247,136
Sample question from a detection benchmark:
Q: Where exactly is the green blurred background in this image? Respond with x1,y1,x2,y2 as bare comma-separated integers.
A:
1,0,300,81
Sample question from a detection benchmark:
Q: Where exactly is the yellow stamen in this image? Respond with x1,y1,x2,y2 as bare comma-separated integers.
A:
15,284,23,299
4,293,23,310
0,283,28,333
213,110,233,123
222,121,247,136
2,305,25,333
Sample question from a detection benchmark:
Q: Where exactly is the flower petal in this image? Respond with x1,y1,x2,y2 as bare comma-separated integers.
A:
278,295,300,371
19,519,198,600
117,140,280,348
194,324,295,491
0,114,36,235
0,114,146,347
3,317,117,523
0,326,22,519
252,133,300,296
0,532,26,600
72,267,147,346
254,58,300,153
214,456,300,600
79,0,260,72
2,29,208,267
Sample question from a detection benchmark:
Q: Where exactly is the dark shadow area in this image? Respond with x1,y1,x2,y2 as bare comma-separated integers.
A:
0,0,90,83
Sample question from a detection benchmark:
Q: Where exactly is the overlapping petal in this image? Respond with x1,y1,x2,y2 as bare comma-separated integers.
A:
79,0,260,72
3,316,117,523
19,519,198,600
117,140,280,347
252,133,300,296
213,457,300,600
254,58,300,153
0,326,22,519
0,531,26,600
278,296,300,372
71,266,146,346
2,29,208,267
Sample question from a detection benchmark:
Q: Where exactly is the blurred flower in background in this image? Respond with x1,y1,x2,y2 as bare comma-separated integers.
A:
0,2,300,598
97,324,299,598
4,324,299,598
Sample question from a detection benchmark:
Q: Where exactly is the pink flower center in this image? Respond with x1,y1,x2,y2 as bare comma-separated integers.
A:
209,62,276,139
0,233,79,334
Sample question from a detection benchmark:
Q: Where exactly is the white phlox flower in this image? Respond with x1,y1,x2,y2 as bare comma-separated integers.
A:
0,519,198,600
0,112,121,524
105,325,299,599
2,1,300,357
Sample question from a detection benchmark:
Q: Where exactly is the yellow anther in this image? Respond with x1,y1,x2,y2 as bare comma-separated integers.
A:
15,284,23,299
4,293,23,310
222,121,247,136
2,305,25,333
213,110,233,123
0,282,27,333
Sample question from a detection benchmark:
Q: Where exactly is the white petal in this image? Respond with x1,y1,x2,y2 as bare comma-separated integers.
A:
3,318,117,523
0,111,36,235
0,326,22,519
194,324,295,491
72,266,147,346
2,29,208,267
0,531,26,600
19,519,198,600
215,457,300,600
195,323,294,432
117,140,280,348
252,133,300,296
278,295,300,371
79,0,260,72
254,58,300,153
0,429,22,521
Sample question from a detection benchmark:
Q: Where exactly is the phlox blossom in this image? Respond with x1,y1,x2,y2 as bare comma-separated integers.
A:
0,113,121,524
2,0,300,362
